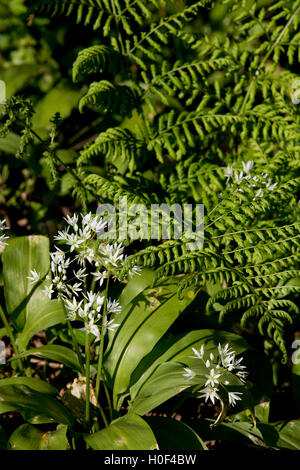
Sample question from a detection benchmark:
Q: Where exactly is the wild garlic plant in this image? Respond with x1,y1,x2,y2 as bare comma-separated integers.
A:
28,212,142,429
183,343,248,409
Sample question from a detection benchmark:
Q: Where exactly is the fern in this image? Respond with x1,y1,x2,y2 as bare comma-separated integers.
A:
28,0,300,358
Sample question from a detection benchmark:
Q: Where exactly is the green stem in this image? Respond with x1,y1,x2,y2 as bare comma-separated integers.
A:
103,380,113,422
0,305,23,372
95,275,110,402
98,401,109,428
85,332,91,431
65,316,85,374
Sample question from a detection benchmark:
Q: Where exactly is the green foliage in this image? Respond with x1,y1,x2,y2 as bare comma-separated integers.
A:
1,0,300,451
40,0,300,359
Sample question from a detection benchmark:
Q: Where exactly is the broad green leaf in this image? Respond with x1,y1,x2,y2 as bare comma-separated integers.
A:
144,417,208,450
2,235,50,330
13,345,81,372
0,132,20,154
118,268,156,307
0,377,57,395
191,419,300,450
17,300,65,351
32,85,83,136
129,362,204,416
0,65,47,98
268,421,300,450
0,385,74,426
85,414,157,450
130,329,249,401
9,424,69,450
104,278,198,409
190,419,268,448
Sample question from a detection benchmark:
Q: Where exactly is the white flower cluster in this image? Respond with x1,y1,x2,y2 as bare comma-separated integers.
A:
28,212,142,341
0,219,9,250
224,160,277,202
183,343,248,407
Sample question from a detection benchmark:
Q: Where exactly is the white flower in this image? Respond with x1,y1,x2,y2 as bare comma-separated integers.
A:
81,212,92,227
234,171,244,184
68,282,82,296
64,214,79,231
218,343,232,358
189,345,204,359
205,359,211,368
66,310,77,321
95,295,105,311
205,368,221,387
228,391,243,407
78,226,91,242
53,228,70,243
183,367,196,380
27,269,40,284
242,160,254,174
198,386,219,405
106,298,122,315
80,320,99,337
42,284,54,299
74,268,88,281
236,370,248,383
0,219,8,231
78,303,90,319
92,270,108,286
0,233,9,249
66,233,85,252
218,343,235,369
129,265,143,276
75,247,94,265
100,243,124,266
224,165,233,180
253,188,263,200
64,297,82,315
104,317,119,333
265,179,277,191
84,291,98,304
85,214,106,233
0,219,9,249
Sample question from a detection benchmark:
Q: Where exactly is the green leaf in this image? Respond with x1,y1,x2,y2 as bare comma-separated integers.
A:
2,235,50,330
129,362,204,416
104,278,198,409
17,300,65,351
118,268,156,307
85,414,157,450
0,385,74,426
191,419,300,450
268,421,300,450
0,65,47,98
144,417,208,450
0,377,57,395
12,345,81,372
0,132,20,154
130,329,249,401
9,424,69,450
32,85,83,137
